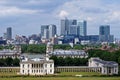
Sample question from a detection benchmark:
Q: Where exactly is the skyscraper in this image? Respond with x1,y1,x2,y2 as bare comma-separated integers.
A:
61,18,69,35
99,25,112,42
61,18,77,36
99,25,110,36
49,24,56,38
78,20,87,36
41,25,49,37
6,27,12,40
41,24,57,39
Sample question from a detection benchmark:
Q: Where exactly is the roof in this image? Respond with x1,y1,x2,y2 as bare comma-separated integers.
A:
51,50,88,56
91,58,118,67
0,49,20,56
20,54,54,64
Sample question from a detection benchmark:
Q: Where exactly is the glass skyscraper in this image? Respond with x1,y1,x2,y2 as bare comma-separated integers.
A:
41,24,56,39
99,25,113,42
7,27,12,40
78,20,87,36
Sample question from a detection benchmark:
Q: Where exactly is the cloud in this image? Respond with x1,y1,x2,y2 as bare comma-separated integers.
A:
58,10,69,18
0,6,39,17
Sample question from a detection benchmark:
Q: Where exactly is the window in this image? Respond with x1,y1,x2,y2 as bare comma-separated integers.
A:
115,69,116,72
50,64,52,67
45,69,47,73
45,64,47,68
32,70,33,73
41,70,43,73
32,64,33,68
23,70,24,73
22,64,24,68
50,69,52,73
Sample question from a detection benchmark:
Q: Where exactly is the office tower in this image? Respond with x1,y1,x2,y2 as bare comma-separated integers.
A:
78,20,87,36
69,25,78,35
41,25,49,37
61,18,77,35
49,24,57,39
41,24,57,39
99,25,112,42
6,27,12,40
43,29,49,39
61,18,69,35
99,25,110,36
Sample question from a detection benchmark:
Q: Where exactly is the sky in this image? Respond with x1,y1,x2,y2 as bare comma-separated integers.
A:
0,0,120,38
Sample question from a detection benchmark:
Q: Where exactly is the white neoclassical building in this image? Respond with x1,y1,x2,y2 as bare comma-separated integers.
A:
20,56,54,75
0,45,21,59
89,57,118,75
20,51,54,75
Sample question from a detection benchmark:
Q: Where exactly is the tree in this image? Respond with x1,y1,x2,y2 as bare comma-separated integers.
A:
0,58,5,66
13,58,20,66
5,57,13,66
118,56,120,65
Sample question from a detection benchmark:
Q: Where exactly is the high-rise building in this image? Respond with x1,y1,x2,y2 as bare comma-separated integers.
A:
6,27,12,40
69,25,78,35
61,18,69,35
99,25,110,36
78,20,87,36
41,25,49,37
99,25,113,42
41,24,57,39
49,24,57,39
61,18,77,36
43,29,49,39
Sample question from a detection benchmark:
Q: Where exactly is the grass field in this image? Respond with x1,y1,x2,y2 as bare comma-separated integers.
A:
0,71,120,80
0,77,120,80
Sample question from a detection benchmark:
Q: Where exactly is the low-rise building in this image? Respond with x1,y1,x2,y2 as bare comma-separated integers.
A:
50,49,88,58
0,45,21,58
20,54,54,75
89,57,118,75
46,42,88,58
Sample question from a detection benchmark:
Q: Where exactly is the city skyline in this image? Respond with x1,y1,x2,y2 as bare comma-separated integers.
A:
0,0,120,38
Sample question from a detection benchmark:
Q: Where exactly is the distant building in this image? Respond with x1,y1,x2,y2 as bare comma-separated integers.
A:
99,25,114,42
89,57,118,75
41,24,57,39
49,24,57,39
41,25,49,38
50,49,88,58
0,45,21,58
69,25,78,35
78,20,87,36
61,18,69,35
61,18,77,36
46,42,88,58
6,27,12,40
0,40,6,45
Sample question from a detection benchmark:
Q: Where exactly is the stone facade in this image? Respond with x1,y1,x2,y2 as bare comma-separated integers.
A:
89,57,118,75
0,45,21,59
20,57,54,75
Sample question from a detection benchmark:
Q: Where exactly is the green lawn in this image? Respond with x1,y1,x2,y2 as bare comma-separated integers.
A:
0,72,120,80
58,72,101,76
0,77,120,80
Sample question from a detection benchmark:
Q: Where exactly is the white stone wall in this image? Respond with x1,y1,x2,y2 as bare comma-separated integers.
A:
20,62,54,75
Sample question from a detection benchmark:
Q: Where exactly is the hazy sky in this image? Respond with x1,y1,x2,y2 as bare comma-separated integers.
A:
0,0,120,38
